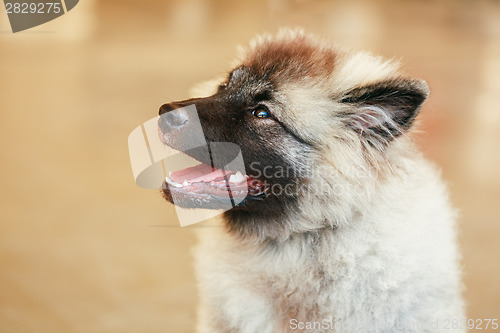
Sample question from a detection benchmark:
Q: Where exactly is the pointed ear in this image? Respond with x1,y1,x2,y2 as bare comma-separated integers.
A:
340,78,429,142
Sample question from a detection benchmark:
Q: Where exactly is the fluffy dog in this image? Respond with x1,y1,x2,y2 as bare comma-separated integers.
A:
158,29,464,332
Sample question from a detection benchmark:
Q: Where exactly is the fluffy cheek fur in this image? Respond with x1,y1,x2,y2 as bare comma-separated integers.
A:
291,115,421,233
266,89,368,229
221,125,383,243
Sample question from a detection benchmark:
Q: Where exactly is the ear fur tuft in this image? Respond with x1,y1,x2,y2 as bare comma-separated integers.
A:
341,78,429,142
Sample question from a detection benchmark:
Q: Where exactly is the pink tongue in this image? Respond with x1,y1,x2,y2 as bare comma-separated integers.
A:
170,163,228,183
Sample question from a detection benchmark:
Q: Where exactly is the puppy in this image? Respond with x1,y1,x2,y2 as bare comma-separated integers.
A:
158,29,464,332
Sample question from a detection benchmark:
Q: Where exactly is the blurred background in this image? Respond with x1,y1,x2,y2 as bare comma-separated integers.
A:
1,0,499,332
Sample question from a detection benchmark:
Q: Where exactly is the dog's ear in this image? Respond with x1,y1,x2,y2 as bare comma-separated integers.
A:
340,78,429,142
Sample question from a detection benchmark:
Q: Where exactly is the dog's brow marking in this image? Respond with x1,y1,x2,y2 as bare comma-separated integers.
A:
254,90,272,102
274,119,314,147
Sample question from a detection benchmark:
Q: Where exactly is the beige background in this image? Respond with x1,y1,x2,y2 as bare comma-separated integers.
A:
1,0,499,332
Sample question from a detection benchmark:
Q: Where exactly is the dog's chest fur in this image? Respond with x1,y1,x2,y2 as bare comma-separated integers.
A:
194,159,464,333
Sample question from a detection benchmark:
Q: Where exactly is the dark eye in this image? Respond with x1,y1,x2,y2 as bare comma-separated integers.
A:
251,106,271,118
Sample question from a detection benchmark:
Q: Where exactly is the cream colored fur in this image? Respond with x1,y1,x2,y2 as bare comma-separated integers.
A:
191,30,464,333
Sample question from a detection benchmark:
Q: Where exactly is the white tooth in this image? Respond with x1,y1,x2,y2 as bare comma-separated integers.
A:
183,181,190,186
229,172,246,183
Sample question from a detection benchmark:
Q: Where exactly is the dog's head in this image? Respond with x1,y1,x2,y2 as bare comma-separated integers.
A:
159,29,429,241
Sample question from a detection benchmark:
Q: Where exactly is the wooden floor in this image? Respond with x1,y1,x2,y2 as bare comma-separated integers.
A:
1,0,499,332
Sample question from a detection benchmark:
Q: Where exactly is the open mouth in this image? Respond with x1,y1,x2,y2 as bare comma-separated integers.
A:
161,162,267,209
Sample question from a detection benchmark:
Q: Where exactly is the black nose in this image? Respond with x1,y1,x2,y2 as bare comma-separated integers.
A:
158,103,189,132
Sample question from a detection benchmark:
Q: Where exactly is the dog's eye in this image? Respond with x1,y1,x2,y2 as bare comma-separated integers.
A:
251,106,271,118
